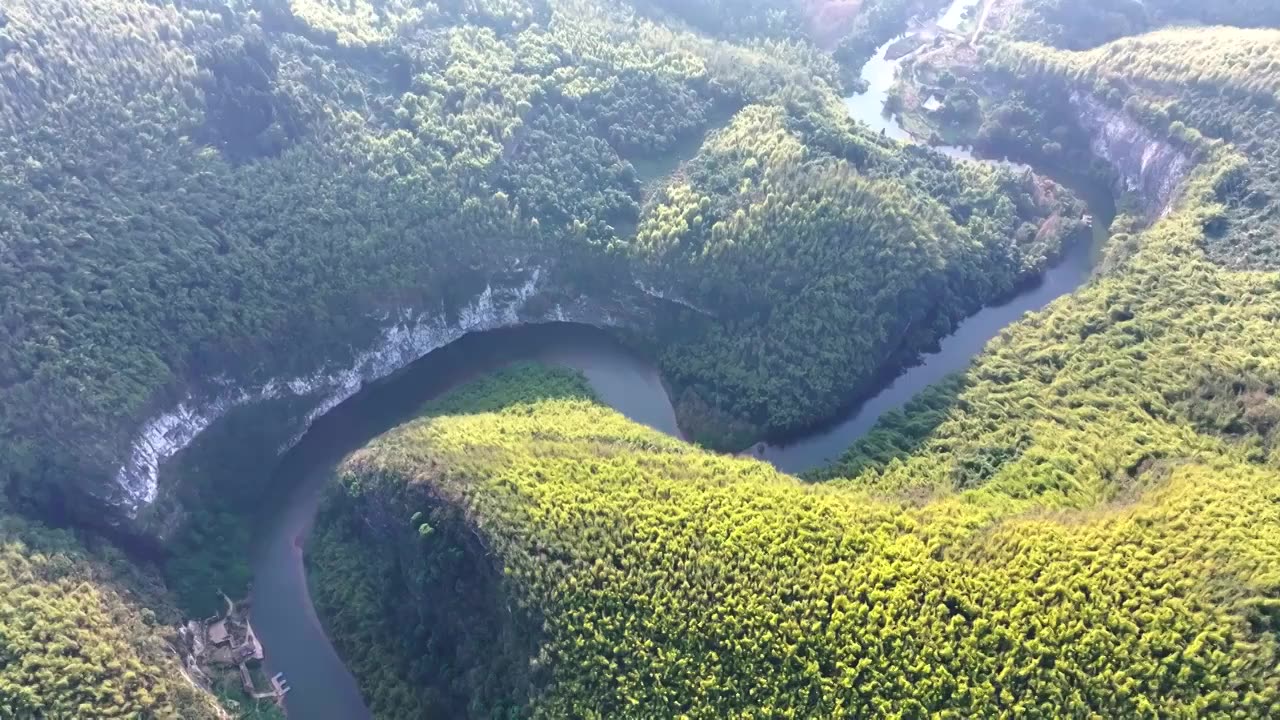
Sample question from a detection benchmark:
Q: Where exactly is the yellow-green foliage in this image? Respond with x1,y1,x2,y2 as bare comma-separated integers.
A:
319,24,1280,717
830,30,1280,495
333,366,1280,717
987,0,1280,49
0,513,222,718
999,28,1280,108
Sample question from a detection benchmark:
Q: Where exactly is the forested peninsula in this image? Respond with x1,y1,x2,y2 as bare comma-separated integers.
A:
2,0,1280,718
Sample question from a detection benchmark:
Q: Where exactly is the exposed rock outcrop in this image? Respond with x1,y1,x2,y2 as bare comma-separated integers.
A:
1070,91,1190,218
107,264,655,540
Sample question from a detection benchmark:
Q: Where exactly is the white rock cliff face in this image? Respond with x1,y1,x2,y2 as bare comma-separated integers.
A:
112,267,629,522
1071,92,1190,217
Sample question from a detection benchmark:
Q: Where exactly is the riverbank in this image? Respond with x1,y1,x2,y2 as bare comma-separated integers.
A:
246,0,1119,713
248,325,682,718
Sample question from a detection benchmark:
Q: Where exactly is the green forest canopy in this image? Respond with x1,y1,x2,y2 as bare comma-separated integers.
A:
0,0,1076,527
308,21,1280,719
313,352,1280,717
2,1,1280,718
986,0,1280,49
0,506,223,719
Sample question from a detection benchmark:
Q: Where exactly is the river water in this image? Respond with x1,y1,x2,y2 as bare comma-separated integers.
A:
249,0,1111,714
759,177,1111,473
249,324,679,719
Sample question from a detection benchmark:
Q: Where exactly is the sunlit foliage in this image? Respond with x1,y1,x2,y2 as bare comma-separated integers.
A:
311,21,1280,719
986,0,1280,49
0,509,222,718
315,362,1280,717
991,28,1280,268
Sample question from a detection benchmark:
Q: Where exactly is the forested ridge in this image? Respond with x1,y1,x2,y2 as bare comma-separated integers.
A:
985,28,1280,269
0,0,1072,538
5,0,1280,718
984,0,1280,49
309,18,1280,720
635,103,1081,445
313,359,1280,717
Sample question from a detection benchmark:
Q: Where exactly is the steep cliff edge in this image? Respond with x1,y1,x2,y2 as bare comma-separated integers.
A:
307,365,592,718
1069,92,1190,218
117,265,657,542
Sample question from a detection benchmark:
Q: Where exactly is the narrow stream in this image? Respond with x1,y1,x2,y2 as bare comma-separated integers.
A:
249,0,1112,714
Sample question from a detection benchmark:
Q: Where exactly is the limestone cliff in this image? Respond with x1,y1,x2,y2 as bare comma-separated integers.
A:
105,264,655,540
1070,92,1190,218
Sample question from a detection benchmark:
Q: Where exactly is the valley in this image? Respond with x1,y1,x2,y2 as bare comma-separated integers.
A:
1,0,1279,717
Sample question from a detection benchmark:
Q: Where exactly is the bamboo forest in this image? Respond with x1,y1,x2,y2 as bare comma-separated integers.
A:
1,0,1280,717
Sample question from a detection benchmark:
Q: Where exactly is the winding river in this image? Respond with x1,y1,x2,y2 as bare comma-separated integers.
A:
249,0,1113,715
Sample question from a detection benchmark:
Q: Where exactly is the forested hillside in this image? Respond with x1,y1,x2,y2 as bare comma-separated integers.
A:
6,0,1280,717
985,0,1280,49
637,104,1080,444
312,361,1280,718
0,499,225,718
626,0,953,74
0,0,1094,715
986,28,1280,269
0,0,1074,544
309,19,1280,720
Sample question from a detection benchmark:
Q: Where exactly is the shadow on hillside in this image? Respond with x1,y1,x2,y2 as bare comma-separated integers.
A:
805,373,971,482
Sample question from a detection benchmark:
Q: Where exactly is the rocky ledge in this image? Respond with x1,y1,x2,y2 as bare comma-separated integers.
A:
106,263,657,540
1070,92,1191,218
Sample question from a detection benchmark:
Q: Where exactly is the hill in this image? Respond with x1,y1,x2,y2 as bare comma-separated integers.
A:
5,4,1280,719
0,0,1077,550
311,363,1280,717
984,0,1280,49
309,22,1280,718
0,505,227,718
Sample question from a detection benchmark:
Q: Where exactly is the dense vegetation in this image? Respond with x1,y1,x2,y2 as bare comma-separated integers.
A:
985,28,1280,269
308,19,1280,719
310,364,596,719
0,0,1075,559
314,352,1280,717
624,0,952,74
986,0,1280,49
0,500,223,718
637,103,1083,446
5,0,1280,717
